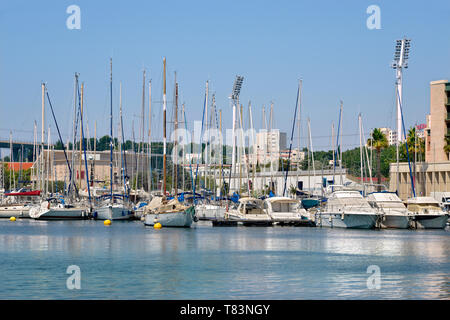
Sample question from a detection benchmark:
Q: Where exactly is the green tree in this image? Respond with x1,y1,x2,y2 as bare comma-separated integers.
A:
367,128,388,191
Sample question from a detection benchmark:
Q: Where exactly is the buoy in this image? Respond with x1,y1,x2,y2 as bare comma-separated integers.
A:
104,220,111,226
10,217,16,221
154,222,162,229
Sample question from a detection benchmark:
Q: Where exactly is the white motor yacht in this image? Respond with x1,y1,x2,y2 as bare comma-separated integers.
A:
366,192,411,229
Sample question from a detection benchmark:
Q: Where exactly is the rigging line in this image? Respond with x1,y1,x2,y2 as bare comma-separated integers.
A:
398,86,416,197
46,90,78,196
193,86,207,204
283,83,300,197
78,83,92,207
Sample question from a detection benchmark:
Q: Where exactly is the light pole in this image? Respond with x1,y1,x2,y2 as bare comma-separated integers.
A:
391,37,411,195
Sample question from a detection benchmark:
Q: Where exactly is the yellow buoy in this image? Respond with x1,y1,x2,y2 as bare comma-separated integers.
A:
10,217,16,221
154,222,162,229
104,219,111,226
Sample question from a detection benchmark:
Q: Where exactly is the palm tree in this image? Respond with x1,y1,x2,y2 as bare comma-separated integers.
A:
444,137,450,160
367,128,388,191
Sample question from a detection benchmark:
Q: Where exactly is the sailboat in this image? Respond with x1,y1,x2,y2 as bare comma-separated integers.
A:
30,81,89,220
143,57,196,227
93,59,133,221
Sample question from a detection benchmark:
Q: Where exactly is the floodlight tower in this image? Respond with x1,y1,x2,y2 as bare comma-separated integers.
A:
391,38,411,143
230,75,244,193
391,38,411,194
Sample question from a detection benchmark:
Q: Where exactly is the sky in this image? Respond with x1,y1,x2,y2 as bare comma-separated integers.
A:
0,0,449,152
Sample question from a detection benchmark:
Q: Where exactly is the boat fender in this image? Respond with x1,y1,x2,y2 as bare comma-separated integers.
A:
328,215,332,222
341,213,345,220
154,222,162,229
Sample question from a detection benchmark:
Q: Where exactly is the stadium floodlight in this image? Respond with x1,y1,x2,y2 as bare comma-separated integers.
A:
231,75,244,101
391,37,411,144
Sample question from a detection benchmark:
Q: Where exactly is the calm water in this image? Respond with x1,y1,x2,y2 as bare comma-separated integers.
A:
0,219,448,299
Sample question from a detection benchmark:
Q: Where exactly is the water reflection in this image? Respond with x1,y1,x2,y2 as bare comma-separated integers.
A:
0,220,448,299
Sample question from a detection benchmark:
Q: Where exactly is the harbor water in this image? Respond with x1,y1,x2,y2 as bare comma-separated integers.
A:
0,219,448,299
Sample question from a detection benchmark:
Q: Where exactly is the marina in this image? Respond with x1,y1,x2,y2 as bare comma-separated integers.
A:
1,1,449,303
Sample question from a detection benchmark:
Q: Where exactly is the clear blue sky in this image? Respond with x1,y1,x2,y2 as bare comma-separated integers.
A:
0,0,449,151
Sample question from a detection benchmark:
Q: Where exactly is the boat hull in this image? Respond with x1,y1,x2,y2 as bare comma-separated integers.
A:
144,206,195,227
379,214,410,229
301,198,320,209
94,206,134,220
0,207,30,218
411,214,448,229
30,208,88,220
316,212,378,229
196,205,226,220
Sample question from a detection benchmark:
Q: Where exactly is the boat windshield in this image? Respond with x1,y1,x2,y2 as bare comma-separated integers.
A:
271,201,298,213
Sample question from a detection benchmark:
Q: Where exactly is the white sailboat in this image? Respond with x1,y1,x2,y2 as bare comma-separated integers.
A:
94,59,133,221
143,57,195,227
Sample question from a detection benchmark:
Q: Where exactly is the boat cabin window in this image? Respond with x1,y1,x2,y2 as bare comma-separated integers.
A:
271,202,296,212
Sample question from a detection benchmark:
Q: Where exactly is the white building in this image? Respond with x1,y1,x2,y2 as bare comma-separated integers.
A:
251,129,287,164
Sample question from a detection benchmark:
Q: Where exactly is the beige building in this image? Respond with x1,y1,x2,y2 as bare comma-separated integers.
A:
390,161,450,200
390,79,450,199
425,80,450,162
31,149,151,190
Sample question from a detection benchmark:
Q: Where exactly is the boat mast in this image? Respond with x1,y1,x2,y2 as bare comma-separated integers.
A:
296,79,302,191
332,122,335,184
148,80,152,193
182,103,185,193
9,132,13,191
269,102,274,192
339,100,343,185
174,75,178,197
93,121,96,188
359,113,364,194
109,58,113,203
79,82,84,190
41,82,45,195
163,57,167,196
140,70,146,191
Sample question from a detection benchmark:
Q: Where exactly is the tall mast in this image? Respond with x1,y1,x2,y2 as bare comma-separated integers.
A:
148,80,152,193
93,121,97,187
140,70,146,191
119,82,125,195
41,83,45,193
262,105,267,192
182,103,185,192
9,131,12,191
359,113,364,193
79,82,84,190
339,100,343,185
109,58,113,202
296,79,302,189
162,57,167,195
332,122,335,184
174,75,179,196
